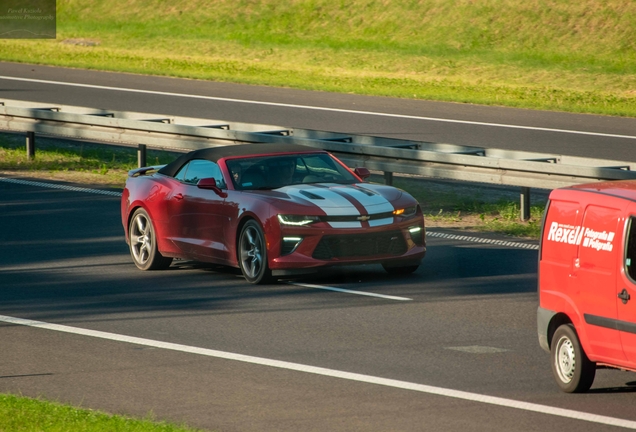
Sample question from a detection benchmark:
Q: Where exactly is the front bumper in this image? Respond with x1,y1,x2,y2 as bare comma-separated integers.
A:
269,217,426,270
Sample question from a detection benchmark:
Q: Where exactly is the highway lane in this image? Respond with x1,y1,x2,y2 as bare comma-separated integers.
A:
2,178,636,431
1,62,635,162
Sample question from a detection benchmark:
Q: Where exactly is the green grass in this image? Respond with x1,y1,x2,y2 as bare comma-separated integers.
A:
0,133,177,186
389,176,544,238
0,394,203,432
0,0,634,116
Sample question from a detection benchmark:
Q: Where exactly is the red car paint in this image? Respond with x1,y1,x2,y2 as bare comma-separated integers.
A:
538,180,636,392
122,144,426,283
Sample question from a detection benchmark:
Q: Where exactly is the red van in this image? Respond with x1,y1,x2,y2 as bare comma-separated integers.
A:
538,180,636,392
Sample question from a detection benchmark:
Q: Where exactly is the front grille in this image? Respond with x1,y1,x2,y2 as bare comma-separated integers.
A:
312,230,407,260
318,212,394,223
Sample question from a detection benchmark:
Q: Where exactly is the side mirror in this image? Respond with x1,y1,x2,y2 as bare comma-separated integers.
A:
354,167,371,180
197,178,228,198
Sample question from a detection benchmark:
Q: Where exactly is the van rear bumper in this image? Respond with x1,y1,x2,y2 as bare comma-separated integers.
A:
537,307,557,352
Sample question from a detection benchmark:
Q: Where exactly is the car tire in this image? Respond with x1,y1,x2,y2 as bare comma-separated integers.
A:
382,264,419,275
551,324,596,393
239,220,274,284
129,208,173,271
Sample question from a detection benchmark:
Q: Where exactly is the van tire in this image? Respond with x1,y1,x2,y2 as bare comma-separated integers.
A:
551,324,596,393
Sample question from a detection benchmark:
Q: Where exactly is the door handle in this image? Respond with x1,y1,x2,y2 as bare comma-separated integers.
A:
173,193,184,200
618,288,631,304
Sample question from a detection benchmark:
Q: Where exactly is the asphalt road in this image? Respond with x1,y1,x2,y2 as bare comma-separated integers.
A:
2,178,636,431
2,63,636,431
0,62,635,161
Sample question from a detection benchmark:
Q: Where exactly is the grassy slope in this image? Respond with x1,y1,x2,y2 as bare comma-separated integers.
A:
0,0,634,115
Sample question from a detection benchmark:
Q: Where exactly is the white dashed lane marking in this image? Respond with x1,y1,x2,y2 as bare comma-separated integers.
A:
290,282,412,301
426,231,539,250
0,177,123,197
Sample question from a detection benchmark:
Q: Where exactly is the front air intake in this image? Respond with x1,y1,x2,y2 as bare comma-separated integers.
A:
312,231,407,260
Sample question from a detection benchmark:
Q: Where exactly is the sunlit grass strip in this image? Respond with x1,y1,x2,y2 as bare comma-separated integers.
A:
423,204,543,239
1,41,634,117
0,394,203,432
0,134,177,187
2,0,636,117
392,177,545,239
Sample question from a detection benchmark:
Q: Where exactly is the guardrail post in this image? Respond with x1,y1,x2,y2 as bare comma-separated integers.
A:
384,171,393,185
520,187,531,221
26,131,35,160
137,144,147,168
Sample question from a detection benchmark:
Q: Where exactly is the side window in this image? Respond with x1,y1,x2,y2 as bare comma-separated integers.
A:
174,163,188,182
626,217,636,281
179,160,226,188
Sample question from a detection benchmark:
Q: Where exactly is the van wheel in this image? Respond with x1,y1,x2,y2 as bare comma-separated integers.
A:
551,324,596,393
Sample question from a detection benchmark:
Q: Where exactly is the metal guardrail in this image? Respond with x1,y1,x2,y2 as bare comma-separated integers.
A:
2,98,636,219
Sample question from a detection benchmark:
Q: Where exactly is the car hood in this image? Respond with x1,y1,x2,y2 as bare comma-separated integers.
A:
275,183,405,215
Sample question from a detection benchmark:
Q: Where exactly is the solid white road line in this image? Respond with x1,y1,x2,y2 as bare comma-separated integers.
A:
1,75,635,140
290,282,412,301
0,177,123,197
1,314,635,429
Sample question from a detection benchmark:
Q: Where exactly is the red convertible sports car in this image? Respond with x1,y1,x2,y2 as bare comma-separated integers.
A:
121,144,426,283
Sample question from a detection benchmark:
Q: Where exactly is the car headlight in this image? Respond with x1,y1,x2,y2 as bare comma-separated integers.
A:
277,214,320,226
393,206,417,218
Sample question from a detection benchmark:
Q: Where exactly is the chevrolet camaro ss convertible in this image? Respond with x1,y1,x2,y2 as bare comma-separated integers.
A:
121,144,426,284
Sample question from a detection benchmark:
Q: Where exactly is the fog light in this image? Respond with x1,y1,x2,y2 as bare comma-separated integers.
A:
408,226,424,245
281,236,303,255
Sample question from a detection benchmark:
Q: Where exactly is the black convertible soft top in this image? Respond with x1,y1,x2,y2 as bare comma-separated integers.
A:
157,143,324,178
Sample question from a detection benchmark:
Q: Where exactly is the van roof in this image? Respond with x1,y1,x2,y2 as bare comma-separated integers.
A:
561,180,636,202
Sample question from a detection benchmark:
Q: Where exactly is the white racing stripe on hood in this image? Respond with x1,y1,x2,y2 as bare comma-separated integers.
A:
336,184,395,227
285,186,359,214
283,184,396,229
336,184,395,213
284,186,361,228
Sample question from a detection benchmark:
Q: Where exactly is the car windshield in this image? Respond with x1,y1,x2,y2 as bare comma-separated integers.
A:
227,153,358,190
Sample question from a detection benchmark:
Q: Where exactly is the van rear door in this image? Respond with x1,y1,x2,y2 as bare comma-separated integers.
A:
617,211,636,366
